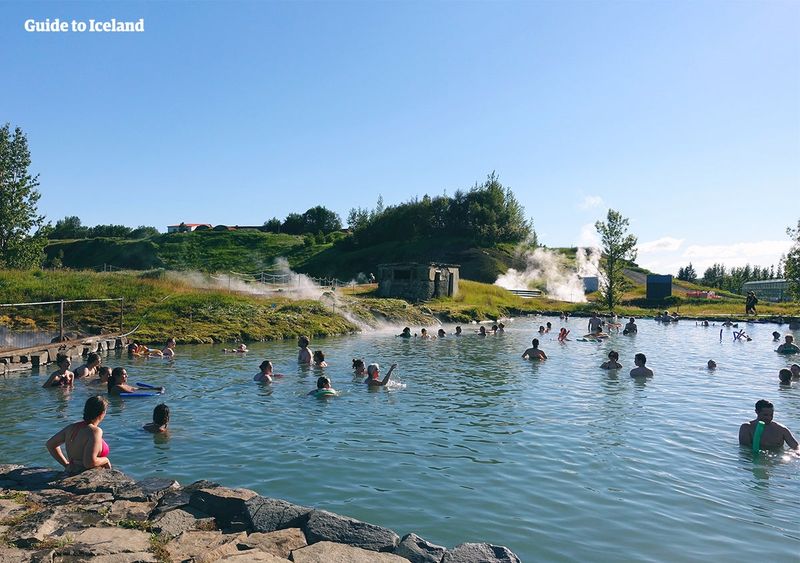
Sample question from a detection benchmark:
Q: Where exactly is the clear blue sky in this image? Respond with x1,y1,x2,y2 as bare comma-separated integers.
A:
3,0,798,275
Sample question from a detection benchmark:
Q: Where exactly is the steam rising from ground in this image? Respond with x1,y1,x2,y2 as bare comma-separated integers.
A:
495,247,602,303
166,260,407,330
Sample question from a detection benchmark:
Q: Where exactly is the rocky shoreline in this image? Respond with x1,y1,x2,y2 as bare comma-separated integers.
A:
0,465,521,562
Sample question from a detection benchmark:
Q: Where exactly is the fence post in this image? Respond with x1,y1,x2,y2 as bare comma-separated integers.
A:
59,299,64,341
120,298,124,333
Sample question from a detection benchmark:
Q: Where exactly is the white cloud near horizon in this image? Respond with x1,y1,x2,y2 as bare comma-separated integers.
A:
578,223,600,248
578,195,604,210
637,237,684,253
636,239,792,276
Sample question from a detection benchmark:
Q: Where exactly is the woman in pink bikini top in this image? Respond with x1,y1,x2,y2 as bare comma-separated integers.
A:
46,395,112,474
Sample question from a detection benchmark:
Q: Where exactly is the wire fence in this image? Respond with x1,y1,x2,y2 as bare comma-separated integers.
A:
0,298,124,352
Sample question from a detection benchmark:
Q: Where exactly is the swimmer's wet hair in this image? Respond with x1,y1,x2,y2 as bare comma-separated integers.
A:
779,369,792,384
313,350,325,361
755,399,773,412
635,353,647,364
87,352,100,364
352,358,364,370
608,351,619,360
259,360,272,371
153,403,170,425
83,395,108,422
317,376,330,389
367,363,379,376
532,338,539,347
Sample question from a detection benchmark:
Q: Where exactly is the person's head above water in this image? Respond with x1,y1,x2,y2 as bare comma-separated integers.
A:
86,352,101,367
634,353,647,366
791,364,800,377
754,399,774,422
779,369,792,385
313,350,325,362
316,376,331,389
298,335,309,348
259,360,272,372
707,359,717,370
531,338,540,347
438,329,446,337
785,335,795,344
608,351,619,361
56,353,70,370
83,395,108,423
352,358,365,372
455,326,462,334
772,331,781,340
421,328,428,335
367,363,380,379
153,403,170,426
402,327,411,335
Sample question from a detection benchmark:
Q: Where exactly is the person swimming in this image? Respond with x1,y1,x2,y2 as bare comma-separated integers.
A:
42,354,74,388
312,350,328,367
557,328,570,342
630,353,654,377
308,376,337,396
97,366,112,384
455,326,463,337
365,363,397,387
46,395,111,474
600,351,622,370
707,360,717,370
162,337,177,358
420,328,433,340
143,403,170,433
779,369,792,386
777,335,800,354
352,358,366,377
623,317,637,335
522,338,547,360
223,343,248,353
438,328,446,338
254,360,282,383
398,327,412,338
297,336,312,364
478,326,487,337
74,352,101,378
107,367,163,396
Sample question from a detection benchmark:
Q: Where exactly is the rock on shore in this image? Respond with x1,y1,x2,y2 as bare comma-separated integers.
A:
0,464,521,562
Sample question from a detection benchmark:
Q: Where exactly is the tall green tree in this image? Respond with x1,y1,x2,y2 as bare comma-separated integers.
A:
784,219,800,299
0,124,47,268
595,209,637,310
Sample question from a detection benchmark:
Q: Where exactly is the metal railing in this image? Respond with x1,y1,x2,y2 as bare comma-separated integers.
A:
0,298,124,352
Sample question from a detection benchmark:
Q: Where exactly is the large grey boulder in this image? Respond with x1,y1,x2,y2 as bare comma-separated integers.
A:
395,532,447,563
189,487,258,529
108,500,157,523
244,496,312,533
151,506,215,539
54,526,152,557
291,541,408,562
164,530,247,563
442,542,521,563
302,509,399,552
4,508,63,547
58,469,142,499
237,528,307,558
135,476,180,502
150,487,193,519
2,466,63,491
0,547,36,562
210,552,288,562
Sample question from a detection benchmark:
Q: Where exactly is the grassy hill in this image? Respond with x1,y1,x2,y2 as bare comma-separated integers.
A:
45,231,528,283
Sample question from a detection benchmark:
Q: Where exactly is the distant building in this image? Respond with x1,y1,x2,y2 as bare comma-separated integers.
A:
646,274,673,300
742,279,791,302
581,276,599,293
377,262,459,302
167,223,211,233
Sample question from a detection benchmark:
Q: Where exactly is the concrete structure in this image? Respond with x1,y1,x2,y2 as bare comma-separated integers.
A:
646,274,673,300
581,276,599,293
377,263,459,302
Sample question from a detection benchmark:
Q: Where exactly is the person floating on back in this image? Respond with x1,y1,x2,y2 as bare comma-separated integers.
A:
738,399,798,450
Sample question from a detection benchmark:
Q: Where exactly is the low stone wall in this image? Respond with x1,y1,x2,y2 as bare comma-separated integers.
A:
0,336,128,377
0,465,521,562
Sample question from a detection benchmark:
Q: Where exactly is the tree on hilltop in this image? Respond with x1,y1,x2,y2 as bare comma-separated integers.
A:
0,124,48,268
595,209,637,311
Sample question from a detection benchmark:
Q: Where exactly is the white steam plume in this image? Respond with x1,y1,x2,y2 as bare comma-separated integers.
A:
495,247,602,303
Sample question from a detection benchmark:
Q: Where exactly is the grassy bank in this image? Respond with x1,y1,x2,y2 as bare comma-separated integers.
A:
0,270,439,344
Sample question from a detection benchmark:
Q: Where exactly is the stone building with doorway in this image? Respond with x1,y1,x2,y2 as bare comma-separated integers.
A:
377,262,459,302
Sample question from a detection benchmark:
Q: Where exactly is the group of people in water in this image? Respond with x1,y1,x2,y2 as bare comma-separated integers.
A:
44,312,800,475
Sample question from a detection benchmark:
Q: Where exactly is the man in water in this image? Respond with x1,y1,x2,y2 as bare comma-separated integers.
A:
791,364,800,380
623,317,638,335
738,399,798,449
629,353,654,377
588,312,602,333
297,336,312,364
522,338,547,360
776,335,800,354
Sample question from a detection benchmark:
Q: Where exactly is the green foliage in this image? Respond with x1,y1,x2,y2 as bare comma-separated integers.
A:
700,262,779,294
50,216,160,240
595,209,637,311
677,262,697,282
347,172,533,248
784,219,800,299
280,206,342,235
0,124,47,268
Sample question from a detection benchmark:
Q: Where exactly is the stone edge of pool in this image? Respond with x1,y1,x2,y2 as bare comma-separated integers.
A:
0,464,521,563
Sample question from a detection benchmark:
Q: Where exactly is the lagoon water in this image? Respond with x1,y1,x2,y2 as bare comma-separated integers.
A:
1,317,799,562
